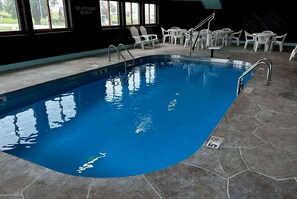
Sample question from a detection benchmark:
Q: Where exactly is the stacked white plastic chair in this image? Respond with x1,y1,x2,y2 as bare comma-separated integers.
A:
212,30,226,46
172,29,185,45
198,29,212,49
220,28,233,45
183,30,199,48
254,33,270,52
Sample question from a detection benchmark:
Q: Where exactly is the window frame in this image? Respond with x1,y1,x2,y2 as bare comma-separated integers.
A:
144,3,157,25
99,0,121,28
124,1,140,26
0,0,71,36
29,0,70,32
0,0,23,35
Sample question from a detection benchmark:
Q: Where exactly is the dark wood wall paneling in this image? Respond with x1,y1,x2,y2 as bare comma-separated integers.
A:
0,0,296,66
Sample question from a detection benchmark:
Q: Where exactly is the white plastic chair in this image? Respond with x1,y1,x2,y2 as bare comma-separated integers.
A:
183,29,191,47
270,33,287,52
130,26,153,50
230,30,243,46
172,29,184,45
262,30,274,34
167,27,180,44
140,26,159,46
289,45,297,60
254,34,270,52
221,28,233,45
244,31,255,49
212,30,225,47
161,27,171,44
198,29,212,49
183,30,199,48
221,28,232,32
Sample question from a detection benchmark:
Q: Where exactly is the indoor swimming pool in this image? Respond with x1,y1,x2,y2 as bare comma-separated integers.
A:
0,55,252,178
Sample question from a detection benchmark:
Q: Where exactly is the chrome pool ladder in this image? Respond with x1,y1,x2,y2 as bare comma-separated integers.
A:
108,44,134,75
236,58,272,96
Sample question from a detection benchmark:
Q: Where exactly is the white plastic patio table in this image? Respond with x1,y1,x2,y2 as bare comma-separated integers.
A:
217,29,234,46
168,28,187,44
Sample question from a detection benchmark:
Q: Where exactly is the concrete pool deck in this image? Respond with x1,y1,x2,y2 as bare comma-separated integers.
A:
0,44,297,199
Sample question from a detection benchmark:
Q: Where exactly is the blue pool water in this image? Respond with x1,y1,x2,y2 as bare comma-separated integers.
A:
0,56,252,178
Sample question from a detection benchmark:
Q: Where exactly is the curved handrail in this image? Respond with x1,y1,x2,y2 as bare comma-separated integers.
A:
193,12,215,31
108,44,135,75
117,43,135,67
108,45,120,61
236,58,272,96
189,13,215,55
108,44,128,74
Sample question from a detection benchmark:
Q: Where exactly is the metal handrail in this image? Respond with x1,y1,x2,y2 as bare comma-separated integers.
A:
189,13,215,55
117,43,135,67
108,45,120,61
236,58,272,96
193,12,215,31
108,44,135,75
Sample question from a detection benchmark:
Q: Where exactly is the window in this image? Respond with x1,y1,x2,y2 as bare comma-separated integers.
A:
29,0,67,30
100,0,120,27
0,0,21,32
125,2,139,26
144,3,156,25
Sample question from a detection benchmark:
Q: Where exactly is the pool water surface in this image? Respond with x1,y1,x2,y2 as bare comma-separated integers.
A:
0,56,252,178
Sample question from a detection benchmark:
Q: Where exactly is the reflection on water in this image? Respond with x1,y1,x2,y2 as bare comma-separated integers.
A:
46,94,76,129
135,114,152,134
0,109,37,151
105,64,157,106
145,64,156,85
128,66,141,95
0,62,208,151
105,76,123,108
0,61,239,152
0,93,77,151
77,152,106,174
183,63,219,87
168,99,177,111
0,63,157,151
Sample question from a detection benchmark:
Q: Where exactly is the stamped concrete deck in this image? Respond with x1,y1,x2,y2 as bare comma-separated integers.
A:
0,44,297,199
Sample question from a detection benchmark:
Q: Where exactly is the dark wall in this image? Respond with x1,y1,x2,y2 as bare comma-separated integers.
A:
159,1,297,42
0,0,296,67
0,0,141,65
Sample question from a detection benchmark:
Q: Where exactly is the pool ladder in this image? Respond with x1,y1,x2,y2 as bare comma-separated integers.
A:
236,58,272,96
108,44,135,75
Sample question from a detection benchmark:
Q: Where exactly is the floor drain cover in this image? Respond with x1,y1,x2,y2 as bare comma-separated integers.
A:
206,136,224,149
